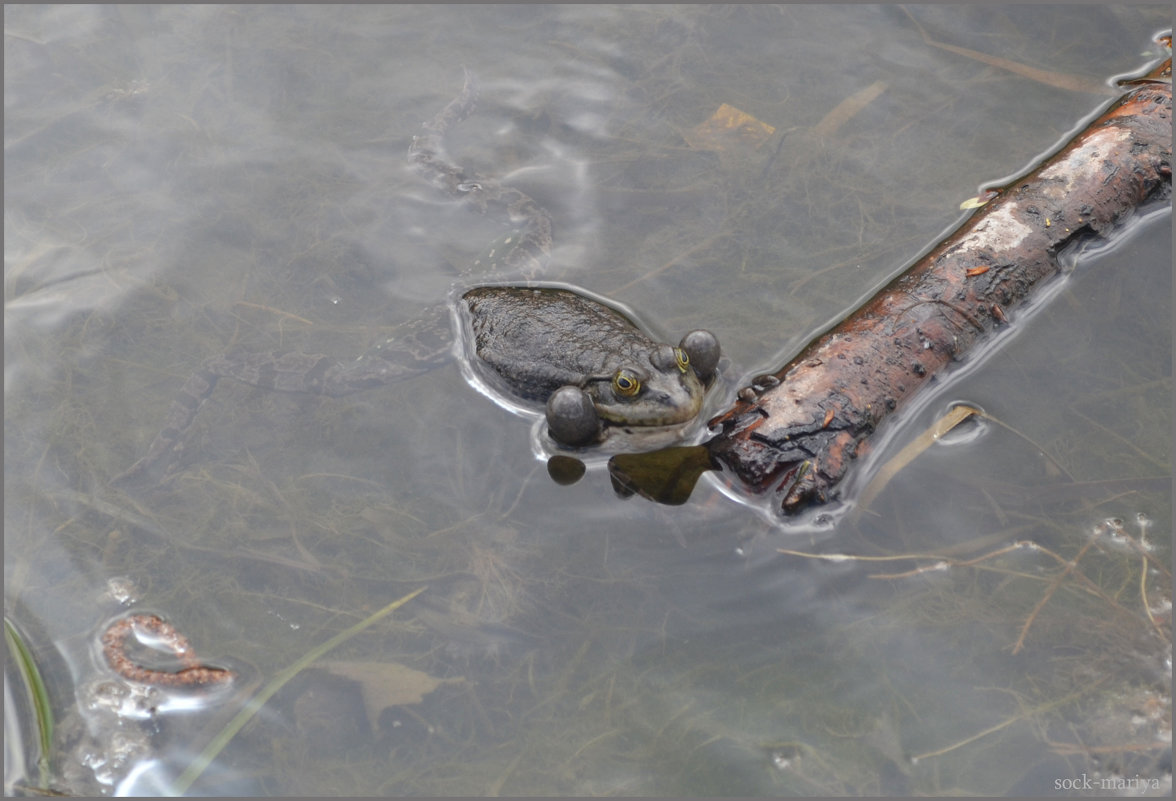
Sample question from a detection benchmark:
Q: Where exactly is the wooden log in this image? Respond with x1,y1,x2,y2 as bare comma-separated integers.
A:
705,51,1171,518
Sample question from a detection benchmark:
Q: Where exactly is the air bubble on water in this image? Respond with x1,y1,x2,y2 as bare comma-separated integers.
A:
86,680,130,713
104,577,138,605
1136,512,1153,549
124,685,163,719
268,608,301,630
106,729,151,769
82,751,114,786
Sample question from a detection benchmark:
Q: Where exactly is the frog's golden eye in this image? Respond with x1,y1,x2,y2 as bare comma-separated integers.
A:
673,347,690,373
612,369,641,397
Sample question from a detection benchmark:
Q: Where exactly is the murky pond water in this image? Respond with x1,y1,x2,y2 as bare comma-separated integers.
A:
6,5,1170,796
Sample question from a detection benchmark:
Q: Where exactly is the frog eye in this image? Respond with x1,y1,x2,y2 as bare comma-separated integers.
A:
612,369,642,397
673,347,690,373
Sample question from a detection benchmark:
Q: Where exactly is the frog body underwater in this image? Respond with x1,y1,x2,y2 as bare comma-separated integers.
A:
114,72,718,485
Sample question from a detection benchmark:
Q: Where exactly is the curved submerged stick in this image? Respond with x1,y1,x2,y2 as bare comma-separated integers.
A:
102,613,234,688
706,47,1171,516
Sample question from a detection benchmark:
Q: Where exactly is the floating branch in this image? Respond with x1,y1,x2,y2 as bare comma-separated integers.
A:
705,44,1171,517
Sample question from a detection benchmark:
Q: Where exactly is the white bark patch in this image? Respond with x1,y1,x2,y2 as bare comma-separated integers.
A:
950,203,1035,256
1037,127,1131,191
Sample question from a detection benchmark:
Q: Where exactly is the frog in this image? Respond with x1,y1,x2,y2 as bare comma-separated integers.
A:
113,71,719,486
460,285,719,445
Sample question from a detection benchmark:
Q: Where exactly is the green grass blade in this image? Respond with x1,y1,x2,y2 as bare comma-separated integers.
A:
5,617,54,790
170,586,426,795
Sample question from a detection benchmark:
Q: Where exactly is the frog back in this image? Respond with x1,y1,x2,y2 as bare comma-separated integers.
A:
459,286,704,427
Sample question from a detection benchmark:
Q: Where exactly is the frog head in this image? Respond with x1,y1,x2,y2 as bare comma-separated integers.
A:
546,330,720,445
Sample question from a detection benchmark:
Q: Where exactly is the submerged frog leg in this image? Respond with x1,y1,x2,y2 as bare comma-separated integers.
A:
113,308,454,487
408,69,552,279
408,67,481,198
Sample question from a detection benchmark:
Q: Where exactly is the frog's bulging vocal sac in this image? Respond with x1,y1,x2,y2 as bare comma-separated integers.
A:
114,71,719,485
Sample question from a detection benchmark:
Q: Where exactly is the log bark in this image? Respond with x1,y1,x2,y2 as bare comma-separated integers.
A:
705,52,1171,517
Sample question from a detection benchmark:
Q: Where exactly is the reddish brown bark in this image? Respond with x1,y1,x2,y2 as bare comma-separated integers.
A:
706,53,1171,517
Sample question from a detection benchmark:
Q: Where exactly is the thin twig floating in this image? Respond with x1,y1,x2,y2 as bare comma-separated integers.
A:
909,679,1106,763
232,301,316,326
1009,537,1096,654
901,7,1117,96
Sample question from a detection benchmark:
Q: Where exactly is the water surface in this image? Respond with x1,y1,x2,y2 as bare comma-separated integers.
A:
5,5,1170,795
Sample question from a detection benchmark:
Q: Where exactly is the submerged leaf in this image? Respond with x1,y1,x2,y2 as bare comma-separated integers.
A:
684,103,776,152
170,586,426,795
320,660,463,728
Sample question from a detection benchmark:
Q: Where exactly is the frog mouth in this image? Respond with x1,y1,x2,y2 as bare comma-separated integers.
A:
596,390,704,427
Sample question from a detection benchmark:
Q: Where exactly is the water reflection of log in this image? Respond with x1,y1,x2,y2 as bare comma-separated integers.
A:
705,48,1170,517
